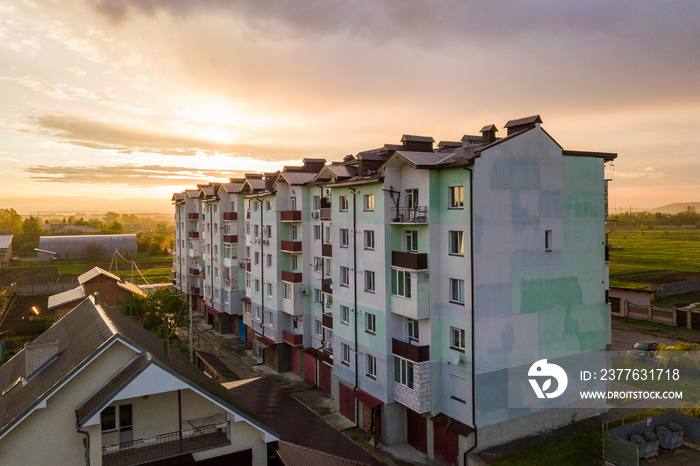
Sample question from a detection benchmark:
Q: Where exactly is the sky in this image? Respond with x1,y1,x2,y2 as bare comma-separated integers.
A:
1,0,699,213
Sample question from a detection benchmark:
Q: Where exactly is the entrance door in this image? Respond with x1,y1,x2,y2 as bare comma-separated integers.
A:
118,404,133,444
339,384,355,423
434,420,458,466
319,362,332,395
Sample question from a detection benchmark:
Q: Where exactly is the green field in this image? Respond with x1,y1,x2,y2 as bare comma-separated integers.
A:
608,229,700,288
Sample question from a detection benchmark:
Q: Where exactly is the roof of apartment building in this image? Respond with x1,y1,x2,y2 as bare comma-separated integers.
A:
227,377,381,466
0,297,278,441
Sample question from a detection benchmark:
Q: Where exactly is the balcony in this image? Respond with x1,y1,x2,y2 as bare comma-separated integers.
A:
322,243,332,257
391,251,428,270
320,208,332,221
283,330,303,347
392,338,430,362
223,211,238,221
187,212,199,220
281,240,302,253
322,279,333,295
223,234,238,244
280,210,302,222
390,269,430,320
102,422,230,466
322,313,333,329
188,231,199,239
223,256,236,268
391,206,428,224
281,271,303,283
188,268,199,276
188,245,200,258
191,286,200,295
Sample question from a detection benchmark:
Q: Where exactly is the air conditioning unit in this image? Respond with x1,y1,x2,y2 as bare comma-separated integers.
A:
263,239,270,245
325,188,331,197
300,289,309,296
238,262,246,268
311,211,319,219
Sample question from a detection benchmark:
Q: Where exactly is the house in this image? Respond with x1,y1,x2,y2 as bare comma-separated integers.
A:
0,235,12,264
172,115,616,464
48,267,146,319
0,296,279,465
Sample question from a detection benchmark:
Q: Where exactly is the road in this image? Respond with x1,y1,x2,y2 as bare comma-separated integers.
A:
611,328,680,351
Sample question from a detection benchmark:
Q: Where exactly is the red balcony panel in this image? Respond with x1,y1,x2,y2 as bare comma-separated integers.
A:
223,234,238,244
223,212,238,221
283,330,303,347
190,286,200,296
188,231,199,239
281,271,303,283
322,313,333,329
280,210,302,222
281,240,302,253
188,268,200,276
391,251,428,270
187,212,199,220
246,262,251,272
322,243,332,257
392,338,430,362
322,279,333,295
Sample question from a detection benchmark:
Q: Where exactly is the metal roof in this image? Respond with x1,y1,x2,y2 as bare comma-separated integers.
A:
78,266,120,285
504,114,542,128
0,235,13,249
47,286,86,309
279,171,317,186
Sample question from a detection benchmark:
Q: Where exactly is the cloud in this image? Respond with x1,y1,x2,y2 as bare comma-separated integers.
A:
25,163,246,187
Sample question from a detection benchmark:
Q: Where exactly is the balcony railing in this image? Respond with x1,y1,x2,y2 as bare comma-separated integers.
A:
392,338,430,362
188,231,199,239
187,212,199,220
283,330,303,347
322,243,332,257
280,210,302,222
392,251,428,270
281,240,302,253
223,212,238,221
223,234,238,244
281,271,303,283
102,422,230,466
320,208,332,221
391,206,428,224
322,279,333,295
191,286,200,295
188,268,199,276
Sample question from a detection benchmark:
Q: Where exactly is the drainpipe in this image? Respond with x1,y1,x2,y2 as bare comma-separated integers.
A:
349,187,359,425
75,411,90,466
255,196,265,365
464,165,478,461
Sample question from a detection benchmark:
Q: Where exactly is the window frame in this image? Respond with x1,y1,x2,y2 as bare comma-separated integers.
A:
394,356,414,389
408,318,419,342
390,268,412,298
340,228,349,247
450,326,466,352
448,230,465,255
365,312,376,334
366,354,377,379
448,186,464,209
364,270,375,292
340,266,350,286
449,278,465,304
340,305,350,324
339,195,349,212
364,229,375,250
341,343,351,366
363,194,375,211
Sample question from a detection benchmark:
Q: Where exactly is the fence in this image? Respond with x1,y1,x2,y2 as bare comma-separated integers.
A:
655,279,700,298
17,283,77,296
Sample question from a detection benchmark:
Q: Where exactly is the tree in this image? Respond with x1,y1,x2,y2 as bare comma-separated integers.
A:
119,289,187,331
15,216,43,255
0,208,22,234
103,211,120,224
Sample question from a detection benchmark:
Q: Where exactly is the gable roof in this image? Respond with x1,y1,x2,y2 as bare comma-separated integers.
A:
0,235,13,249
78,267,120,285
47,286,86,310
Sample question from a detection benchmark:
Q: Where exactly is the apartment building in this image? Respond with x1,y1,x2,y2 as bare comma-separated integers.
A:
173,115,615,465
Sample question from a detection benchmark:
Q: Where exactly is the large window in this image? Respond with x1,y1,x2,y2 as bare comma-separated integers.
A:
341,343,351,365
451,326,466,351
391,269,411,298
364,230,375,249
339,195,349,211
365,270,375,292
365,312,376,334
394,356,414,389
449,186,464,208
366,354,377,379
340,305,350,324
340,228,349,247
449,278,465,304
340,266,350,286
364,194,374,211
449,231,464,255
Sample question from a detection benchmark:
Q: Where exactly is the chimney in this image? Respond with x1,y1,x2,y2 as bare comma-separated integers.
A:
25,340,59,376
503,115,543,135
94,292,100,305
480,125,498,145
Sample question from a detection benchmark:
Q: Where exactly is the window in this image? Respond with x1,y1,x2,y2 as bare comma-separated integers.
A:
366,313,376,334
408,319,419,341
450,278,465,304
290,197,297,210
391,269,411,298
315,319,322,336
101,404,132,433
364,194,374,211
214,267,219,279
266,200,272,212
246,223,250,235
290,225,298,240
340,228,349,247
365,270,375,292
405,189,418,208
283,282,292,300
253,201,259,212
314,288,323,304
254,252,259,265
246,273,251,288
313,195,321,211
324,258,332,278
394,357,414,389
341,343,351,365
223,291,229,304
101,406,116,432
340,305,350,324
324,226,331,243
246,246,250,258
254,306,261,321
545,229,552,252
266,254,272,268
314,256,322,273
265,225,272,239
340,266,350,286
339,195,349,211
364,230,375,249
405,230,418,252
451,326,466,351
254,279,260,293
323,328,333,351
314,225,321,241
449,186,464,208
366,354,377,378
291,255,298,270
449,231,464,255
266,310,273,325
253,224,259,237
266,282,273,298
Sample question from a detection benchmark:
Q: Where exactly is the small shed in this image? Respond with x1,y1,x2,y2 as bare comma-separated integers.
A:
0,235,13,264
35,248,57,263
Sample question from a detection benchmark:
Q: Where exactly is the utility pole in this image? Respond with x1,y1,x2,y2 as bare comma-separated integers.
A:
131,260,134,283
189,292,194,362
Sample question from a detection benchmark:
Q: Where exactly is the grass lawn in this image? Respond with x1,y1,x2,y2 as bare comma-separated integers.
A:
608,229,700,288
490,426,602,466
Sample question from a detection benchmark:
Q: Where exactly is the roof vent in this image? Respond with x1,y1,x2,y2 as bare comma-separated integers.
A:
504,115,542,135
480,125,498,145
460,135,483,147
25,340,59,377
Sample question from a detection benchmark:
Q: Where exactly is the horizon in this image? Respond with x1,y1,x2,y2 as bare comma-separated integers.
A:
1,1,700,211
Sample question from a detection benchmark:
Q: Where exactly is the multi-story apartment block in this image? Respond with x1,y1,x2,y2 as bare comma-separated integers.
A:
173,115,616,465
